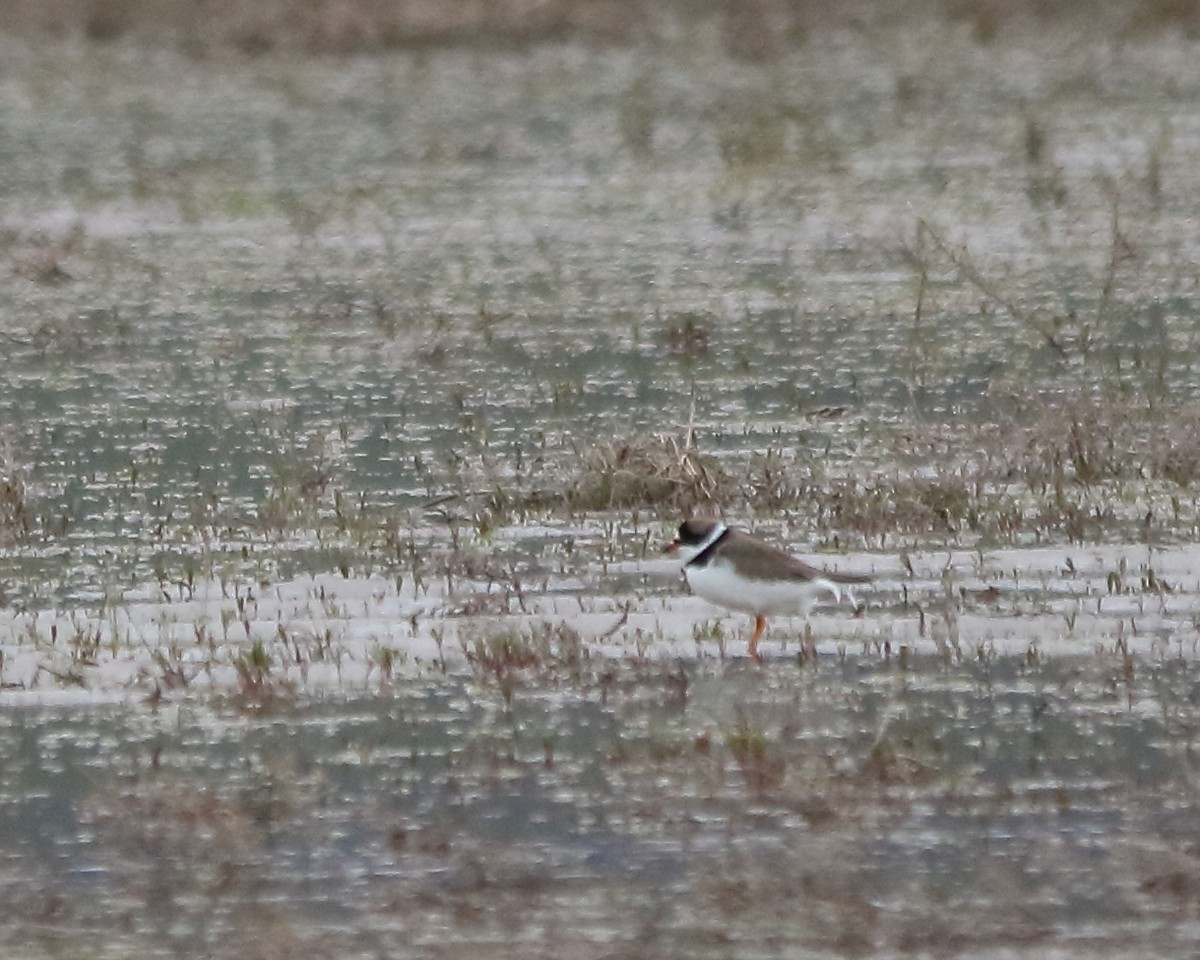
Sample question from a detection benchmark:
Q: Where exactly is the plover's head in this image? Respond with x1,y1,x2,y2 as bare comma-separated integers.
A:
663,519,723,562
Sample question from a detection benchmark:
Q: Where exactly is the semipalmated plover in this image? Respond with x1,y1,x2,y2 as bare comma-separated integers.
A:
665,519,869,660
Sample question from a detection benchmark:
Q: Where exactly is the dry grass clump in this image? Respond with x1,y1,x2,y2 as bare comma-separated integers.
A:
391,431,730,538
473,432,729,522
564,433,730,513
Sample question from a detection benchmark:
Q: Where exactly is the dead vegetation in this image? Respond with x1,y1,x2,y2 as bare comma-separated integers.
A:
419,384,1200,549
998,395,1200,489
473,381,1200,547
2,0,1198,53
562,433,728,513
803,393,1200,545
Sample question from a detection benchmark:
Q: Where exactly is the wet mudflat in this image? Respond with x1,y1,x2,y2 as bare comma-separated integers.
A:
3,10,1200,957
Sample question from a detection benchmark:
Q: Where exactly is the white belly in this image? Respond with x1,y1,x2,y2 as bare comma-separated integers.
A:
684,563,841,617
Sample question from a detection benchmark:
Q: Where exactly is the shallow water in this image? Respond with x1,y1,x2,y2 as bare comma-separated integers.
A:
3,657,1200,957
3,23,1200,958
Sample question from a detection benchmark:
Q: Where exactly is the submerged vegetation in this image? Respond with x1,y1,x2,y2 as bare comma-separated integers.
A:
8,655,1200,957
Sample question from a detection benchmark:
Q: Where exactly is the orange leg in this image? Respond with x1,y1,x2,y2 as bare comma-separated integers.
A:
748,615,767,661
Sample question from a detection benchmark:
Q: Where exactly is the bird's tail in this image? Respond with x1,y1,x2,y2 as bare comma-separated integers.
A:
814,573,867,608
